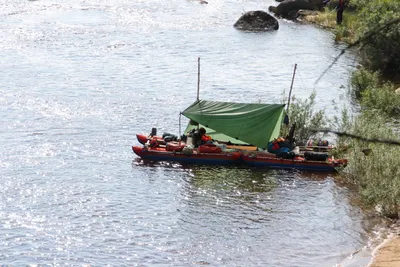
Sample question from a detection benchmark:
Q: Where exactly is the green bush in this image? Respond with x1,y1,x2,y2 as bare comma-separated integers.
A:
349,0,368,9
317,0,400,220
341,111,400,218
354,0,400,74
350,68,400,115
361,83,400,115
329,108,353,159
285,92,329,143
350,68,380,98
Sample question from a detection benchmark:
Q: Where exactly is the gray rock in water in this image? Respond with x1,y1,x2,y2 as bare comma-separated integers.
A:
234,10,279,31
269,0,321,20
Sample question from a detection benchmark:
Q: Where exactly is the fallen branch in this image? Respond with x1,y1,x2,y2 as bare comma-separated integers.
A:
311,129,400,146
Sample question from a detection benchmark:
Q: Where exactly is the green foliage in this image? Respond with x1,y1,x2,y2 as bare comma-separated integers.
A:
334,23,353,42
350,68,400,115
333,11,360,42
354,0,400,73
330,107,353,159
349,0,368,9
302,9,337,29
350,68,380,98
285,92,329,143
340,111,400,218
307,0,400,220
361,83,400,115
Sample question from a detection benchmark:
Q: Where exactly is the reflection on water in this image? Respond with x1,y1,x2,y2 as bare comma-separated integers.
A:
186,166,278,193
132,160,382,266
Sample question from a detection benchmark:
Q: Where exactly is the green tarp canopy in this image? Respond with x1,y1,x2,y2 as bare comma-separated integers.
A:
182,100,285,149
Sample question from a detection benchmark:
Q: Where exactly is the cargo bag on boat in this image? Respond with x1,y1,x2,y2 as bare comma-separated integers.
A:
162,133,178,142
276,151,296,159
303,152,329,161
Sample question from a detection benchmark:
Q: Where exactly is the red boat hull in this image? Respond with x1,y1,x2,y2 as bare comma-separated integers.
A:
133,146,347,171
136,134,165,145
132,146,242,165
241,153,347,172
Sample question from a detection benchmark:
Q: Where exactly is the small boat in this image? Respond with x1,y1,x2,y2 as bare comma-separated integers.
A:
132,99,347,171
132,145,242,165
132,60,348,172
132,142,346,171
133,97,284,166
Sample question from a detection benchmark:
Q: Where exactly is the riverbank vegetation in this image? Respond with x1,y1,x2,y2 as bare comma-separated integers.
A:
299,0,400,218
284,92,327,142
350,68,400,115
337,111,400,218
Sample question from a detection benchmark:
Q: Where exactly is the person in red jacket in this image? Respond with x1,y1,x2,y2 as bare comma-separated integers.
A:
199,127,212,143
191,127,214,147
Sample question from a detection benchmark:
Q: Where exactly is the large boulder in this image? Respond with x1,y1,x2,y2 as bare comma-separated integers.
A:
308,0,325,9
269,0,323,20
234,11,279,31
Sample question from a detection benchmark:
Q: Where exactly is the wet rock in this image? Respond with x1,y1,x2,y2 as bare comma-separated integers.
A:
308,0,325,9
269,0,323,20
234,10,279,31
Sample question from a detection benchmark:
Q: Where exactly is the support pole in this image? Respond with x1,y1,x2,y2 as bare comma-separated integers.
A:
179,112,182,145
286,63,297,114
197,57,200,101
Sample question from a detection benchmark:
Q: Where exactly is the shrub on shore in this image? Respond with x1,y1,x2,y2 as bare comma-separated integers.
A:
338,111,400,219
285,91,400,219
284,92,328,143
303,0,400,75
297,0,400,220
350,68,400,115
352,0,400,75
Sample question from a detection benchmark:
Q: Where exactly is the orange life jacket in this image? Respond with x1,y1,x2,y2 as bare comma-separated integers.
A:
201,135,212,141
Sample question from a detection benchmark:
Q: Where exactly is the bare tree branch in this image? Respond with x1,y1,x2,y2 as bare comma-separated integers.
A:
314,17,400,85
311,129,400,146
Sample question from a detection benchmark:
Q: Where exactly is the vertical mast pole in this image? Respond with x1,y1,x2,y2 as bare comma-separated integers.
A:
197,57,200,101
287,63,297,113
196,57,201,131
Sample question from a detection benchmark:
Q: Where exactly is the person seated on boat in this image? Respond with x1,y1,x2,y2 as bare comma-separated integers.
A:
267,137,297,159
267,137,294,154
190,127,215,147
198,127,213,145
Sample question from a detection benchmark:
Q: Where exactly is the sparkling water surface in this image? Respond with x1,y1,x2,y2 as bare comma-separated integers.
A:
0,0,380,266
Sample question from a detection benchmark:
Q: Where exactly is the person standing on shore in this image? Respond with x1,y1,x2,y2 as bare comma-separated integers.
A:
336,0,345,25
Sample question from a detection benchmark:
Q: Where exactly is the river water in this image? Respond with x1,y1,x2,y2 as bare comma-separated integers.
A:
0,0,385,266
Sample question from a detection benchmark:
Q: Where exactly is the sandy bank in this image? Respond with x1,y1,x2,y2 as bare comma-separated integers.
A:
369,235,400,267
